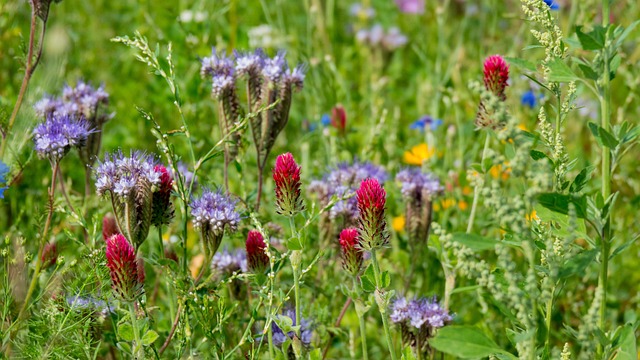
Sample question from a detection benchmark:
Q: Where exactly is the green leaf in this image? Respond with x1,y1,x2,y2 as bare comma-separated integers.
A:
381,271,391,288
504,57,537,72
142,330,159,346
118,323,134,342
401,346,418,360
451,233,498,251
361,265,376,292
286,237,302,250
570,166,594,193
578,63,599,80
530,149,549,161
589,122,604,146
558,249,598,278
534,205,587,237
615,20,640,47
430,326,516,359
576,25,606,50
308,348,322,360
599,127,619,148
547,59,579,83
537,193,588,219
612,324,637,360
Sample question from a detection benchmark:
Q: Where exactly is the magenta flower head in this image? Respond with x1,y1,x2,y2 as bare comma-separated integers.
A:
190,188,240,260
273,153,304,216
105,234,145,301
151,165,174,227
339,228,363,276
246,230,269,273
102,214,120,241
356,178,389,251
331,105,347,136
483,55,509,101
41,242,58,270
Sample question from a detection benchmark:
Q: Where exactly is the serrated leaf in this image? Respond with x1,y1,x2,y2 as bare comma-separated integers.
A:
430,326,516,359
547,59,579,82
142,330,159,345
118,323,134,342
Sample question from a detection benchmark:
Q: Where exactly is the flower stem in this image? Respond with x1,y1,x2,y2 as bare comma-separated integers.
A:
157,227,164,260
370,249,397,360
129,302,142,358
466,133,491,233
289,216,302,338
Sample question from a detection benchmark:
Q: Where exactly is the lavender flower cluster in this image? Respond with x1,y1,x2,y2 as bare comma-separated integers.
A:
211,248,248,275
32,114,93,161
34,80,110,121
190,188,240,236
309,161,388,221
94,151,161,197
356,25,408,51
390,296,452,329
396,168,443,201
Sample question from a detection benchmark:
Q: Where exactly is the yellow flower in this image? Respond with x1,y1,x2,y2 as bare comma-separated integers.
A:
518,123,529,131
462,186,473,196
403,143,435,166
189,253,205,278
392,216,405,233
489,164,511,181
526,210,539,222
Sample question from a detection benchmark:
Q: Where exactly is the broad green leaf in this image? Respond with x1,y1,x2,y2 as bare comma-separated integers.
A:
570,166,594,193
530,149,549,161
451,233,498,251
142,330,159,345
576,25,606,50
537,193,587,219
599,127,619,148
558,249,598,278
430,326,516,359
547,59,579,83
381,271,391,288
118,323,134,342
534,205,587,236
612,324,637,360
401,346,417,360
589,122,604,146
286,237,302,250
504,57,537,72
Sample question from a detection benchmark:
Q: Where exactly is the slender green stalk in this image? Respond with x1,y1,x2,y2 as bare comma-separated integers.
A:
14,162,59,326
370,249,397,360
544,285,556,355
353,278,369,360
466,134,491,233
289,216,302,338
598,0,611,341
129,302,142,358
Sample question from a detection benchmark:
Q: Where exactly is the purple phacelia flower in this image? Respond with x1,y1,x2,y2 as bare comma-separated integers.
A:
211,248,248,275
396,168,442,242
234,48,266,76
190,188,240,259
396,168,442,200
390,296,452,354
283,64,307,90
262,50,288,82
201,47,236,98
272,307,313,347
33,114,93,161
61,80,110,120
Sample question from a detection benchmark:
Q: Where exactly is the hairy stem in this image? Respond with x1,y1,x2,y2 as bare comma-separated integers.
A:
129,302,142,358
466,134,491,233
370,249,397,360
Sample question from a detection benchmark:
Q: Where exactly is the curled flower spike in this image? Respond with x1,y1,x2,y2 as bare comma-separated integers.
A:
105,234,145,301
396,168,443,242
339,228,363,276
246,230,269,273
273,153,304,215
190,188,240,260
483,55,509,100
151,165,174,227
356,178,389,251
211,248,248,276
390,296,452,354
32,114,93,162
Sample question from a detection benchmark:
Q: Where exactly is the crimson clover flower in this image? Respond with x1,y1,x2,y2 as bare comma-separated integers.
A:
273,153,304,216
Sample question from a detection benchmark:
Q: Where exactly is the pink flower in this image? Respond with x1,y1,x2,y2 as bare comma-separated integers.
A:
273,153,304,215
483,55,509,100
102,214,120,241
105,234,145,301
395,0,425,14
331,105,347,136
356,178,389,250
151,165,174,227
246,230,269,273
339,228,363,276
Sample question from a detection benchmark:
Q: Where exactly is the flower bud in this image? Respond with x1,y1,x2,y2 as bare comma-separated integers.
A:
41,242,57,269
273,153,304,216
246,230,269,273
151,165,174,227
102,214,120,241
356,178,389,250
339,228,363,276
105,234,145,301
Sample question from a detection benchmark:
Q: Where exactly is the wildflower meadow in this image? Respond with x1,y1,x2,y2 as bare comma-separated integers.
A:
2,0,640,359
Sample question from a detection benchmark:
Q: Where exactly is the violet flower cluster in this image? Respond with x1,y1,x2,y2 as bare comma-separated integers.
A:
190,188,240,260
390,296,452,352
211,248,248,276
94,151,166,247
396,168,442,243
33,114,92,162
34,81,112,167
356,25,408,51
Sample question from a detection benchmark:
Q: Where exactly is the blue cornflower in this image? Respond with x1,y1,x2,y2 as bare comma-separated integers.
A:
543,0,559,10
0,161,8,199
521,90,538,108
410,115,443,131
320,114,331,126
33,114,93,161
